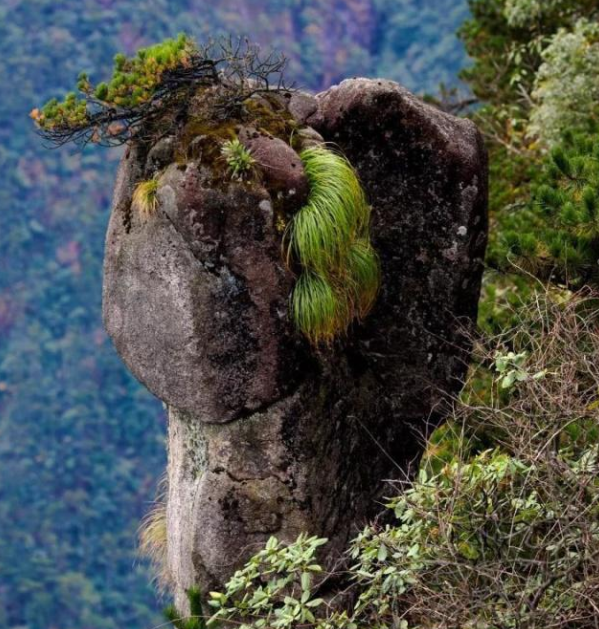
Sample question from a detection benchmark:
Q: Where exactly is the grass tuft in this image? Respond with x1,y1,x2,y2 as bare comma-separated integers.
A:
291,271,350,345
347,239,381,319
221,138,256,180
132,177,160,216
288,146,380,344
164,586,206,629
138,474,171,593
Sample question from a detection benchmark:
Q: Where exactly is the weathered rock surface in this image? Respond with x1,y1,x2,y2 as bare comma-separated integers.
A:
103,78,487,612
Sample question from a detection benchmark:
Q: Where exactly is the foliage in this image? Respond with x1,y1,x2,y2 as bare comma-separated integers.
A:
132,177,160,216
165,587,207,629
460,0,599,335
461,0,598,110
351,448,599,628
529,19,599,146
208,534,328,629
288,147,380,344
503,0,598,27
210,444,599,629
32,34,194,141
496,130,599,288
209,293,599,629
32,35,292,147
221,139,256,180
2,1,468,625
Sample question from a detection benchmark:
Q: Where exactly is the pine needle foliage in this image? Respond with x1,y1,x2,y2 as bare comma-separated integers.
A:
31,35,293,147
288,146,380,344
132,177,160,216
33,34,195,143
498,129,599,288
164,587,207,629
220,139,255,180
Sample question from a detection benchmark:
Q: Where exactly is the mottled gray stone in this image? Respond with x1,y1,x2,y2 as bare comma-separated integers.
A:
102,78,487,612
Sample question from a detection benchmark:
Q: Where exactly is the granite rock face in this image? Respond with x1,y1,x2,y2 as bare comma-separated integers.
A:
103,79,487,611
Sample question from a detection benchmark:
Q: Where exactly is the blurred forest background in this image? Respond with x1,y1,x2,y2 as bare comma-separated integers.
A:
0,1,469,627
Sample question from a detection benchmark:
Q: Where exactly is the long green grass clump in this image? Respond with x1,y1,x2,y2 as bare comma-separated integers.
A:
288,146,380,345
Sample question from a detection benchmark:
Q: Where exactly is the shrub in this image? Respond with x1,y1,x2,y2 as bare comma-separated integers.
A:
208,534,328,629
529,19,599,146
31,35,292,147
207,291,599,629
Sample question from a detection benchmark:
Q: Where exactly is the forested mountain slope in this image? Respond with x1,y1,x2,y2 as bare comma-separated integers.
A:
0,1,468,627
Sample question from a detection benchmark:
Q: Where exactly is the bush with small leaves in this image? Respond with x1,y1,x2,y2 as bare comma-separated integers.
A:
208,534,328,629
529,19,599,146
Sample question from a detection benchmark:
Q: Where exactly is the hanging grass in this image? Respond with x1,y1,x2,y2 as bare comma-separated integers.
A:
347,239,381,319
291,271,351,345
132,177,160,216
288,146,380,344
289,146,370,273
138,474,171,592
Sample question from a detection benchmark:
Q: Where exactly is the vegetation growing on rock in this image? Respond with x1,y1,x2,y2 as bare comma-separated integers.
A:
289,147,380,345
132,178,160,216
220,139,256,180
31,35,293,147
33,35,382,347
2,3,474,627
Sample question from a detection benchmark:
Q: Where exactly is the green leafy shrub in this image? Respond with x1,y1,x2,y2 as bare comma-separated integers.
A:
288,146,380,345
209,446,599,628
208,534,328,629
207,292,599,629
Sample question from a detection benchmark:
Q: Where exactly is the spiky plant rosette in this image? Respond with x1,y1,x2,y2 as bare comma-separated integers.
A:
287,146,380,345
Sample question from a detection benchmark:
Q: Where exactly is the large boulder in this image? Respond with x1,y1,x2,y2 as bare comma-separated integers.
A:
103,78,487,611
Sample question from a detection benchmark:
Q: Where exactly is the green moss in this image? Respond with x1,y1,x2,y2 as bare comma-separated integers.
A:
176,119,238,164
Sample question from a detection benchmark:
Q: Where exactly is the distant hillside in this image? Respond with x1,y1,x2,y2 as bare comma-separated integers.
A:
0,1,468,627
